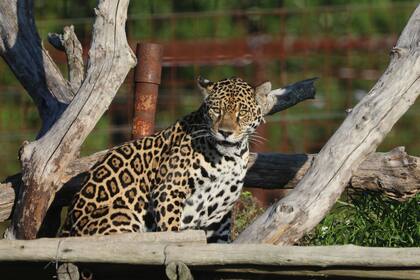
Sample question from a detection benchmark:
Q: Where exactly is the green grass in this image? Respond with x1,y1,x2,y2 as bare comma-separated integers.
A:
300,192,420,247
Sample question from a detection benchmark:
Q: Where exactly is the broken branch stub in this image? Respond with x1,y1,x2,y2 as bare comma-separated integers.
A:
5,0,136,239
260,78,317,116
235,5,420,245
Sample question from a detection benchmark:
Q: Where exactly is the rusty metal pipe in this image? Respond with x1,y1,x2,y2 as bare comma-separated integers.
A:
132,43,163,139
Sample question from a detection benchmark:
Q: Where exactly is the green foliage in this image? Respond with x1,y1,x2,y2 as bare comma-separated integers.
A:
301,192,420,247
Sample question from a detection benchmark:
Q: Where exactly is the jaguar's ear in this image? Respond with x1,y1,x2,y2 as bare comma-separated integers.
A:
254,81,272,107
197,76,214,98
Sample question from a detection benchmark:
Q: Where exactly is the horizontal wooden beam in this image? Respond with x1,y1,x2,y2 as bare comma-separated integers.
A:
246,146,420,200
0,235,418,279
3,236,418,266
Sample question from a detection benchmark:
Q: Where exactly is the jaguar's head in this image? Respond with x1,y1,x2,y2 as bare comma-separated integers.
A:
197,76,271,148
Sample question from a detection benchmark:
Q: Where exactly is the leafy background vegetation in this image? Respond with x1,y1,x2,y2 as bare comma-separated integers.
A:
0,0,419,245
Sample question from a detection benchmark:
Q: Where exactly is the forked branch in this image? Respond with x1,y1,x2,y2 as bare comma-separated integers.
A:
2,0,136,239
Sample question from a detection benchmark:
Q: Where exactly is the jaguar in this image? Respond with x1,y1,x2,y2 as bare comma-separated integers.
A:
60,76,271,243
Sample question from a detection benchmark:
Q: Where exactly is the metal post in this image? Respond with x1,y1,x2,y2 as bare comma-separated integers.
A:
132,43,163,139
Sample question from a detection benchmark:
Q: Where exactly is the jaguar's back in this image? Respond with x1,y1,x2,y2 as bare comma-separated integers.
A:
60,77,271,242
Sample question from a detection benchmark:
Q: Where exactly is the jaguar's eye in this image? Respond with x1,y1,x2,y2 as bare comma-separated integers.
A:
238,109,247,117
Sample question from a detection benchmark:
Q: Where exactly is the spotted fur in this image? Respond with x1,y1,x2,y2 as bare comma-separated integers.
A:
60,77,271,242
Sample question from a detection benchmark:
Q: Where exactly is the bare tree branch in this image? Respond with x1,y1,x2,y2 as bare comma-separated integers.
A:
263,77,318,116
3,0,136,239
48,25,84,91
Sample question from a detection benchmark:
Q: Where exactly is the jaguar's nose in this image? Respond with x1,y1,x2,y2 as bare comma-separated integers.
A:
219,129,233,138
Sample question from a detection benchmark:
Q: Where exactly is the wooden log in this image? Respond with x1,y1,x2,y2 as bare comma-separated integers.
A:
164,244,420,267
0,240,418,266
0,231,206,263
234,5,420,245
0,239,418,279
0,146,419,223
57,263,79,280
55,230,207,245
246,146,420,201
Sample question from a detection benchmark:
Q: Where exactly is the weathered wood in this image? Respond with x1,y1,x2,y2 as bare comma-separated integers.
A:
0,231,206,263
57,230,207,245
48,25,84,92
3,0,136,240
235,5,420,244
0,241,417,266
1,147,418,223
165,244,420,267
246,146,420,201
348,146,420,200
57,263,79,280
262,77,317,116
0,182,15,222
0,240,418,279
166,262,193,280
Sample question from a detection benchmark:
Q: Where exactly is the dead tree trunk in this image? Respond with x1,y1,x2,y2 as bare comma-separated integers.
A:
0,0,136,239
235,5,420,244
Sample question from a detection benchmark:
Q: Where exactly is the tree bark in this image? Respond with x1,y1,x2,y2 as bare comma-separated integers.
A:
234,5,420,244
48,25,84,92
1,0,136,239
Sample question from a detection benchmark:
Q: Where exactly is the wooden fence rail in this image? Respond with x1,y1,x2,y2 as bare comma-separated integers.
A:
0,231,418,279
